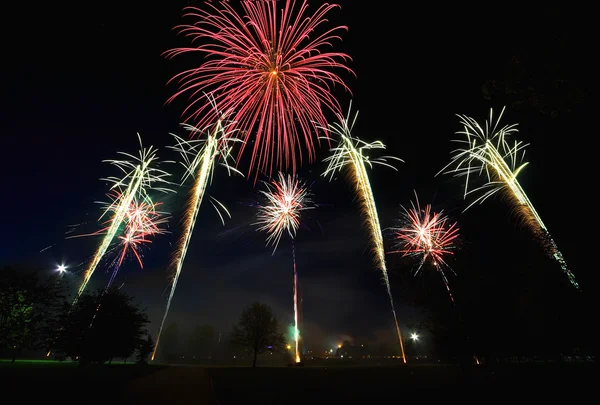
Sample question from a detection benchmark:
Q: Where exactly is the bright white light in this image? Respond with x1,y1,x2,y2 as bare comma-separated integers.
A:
56,264,67,273
410,333,419,341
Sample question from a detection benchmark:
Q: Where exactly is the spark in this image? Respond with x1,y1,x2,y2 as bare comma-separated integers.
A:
76,135,173,298
255,172,314,253
113,198,169,273
164,0,353,178
152,97,243,361
76,195,169,289
255,172,315,364
88,198,168,330
40,245,55,253
320,101,406,362
437,107,579,289
49,194,169,357
390,193,460,302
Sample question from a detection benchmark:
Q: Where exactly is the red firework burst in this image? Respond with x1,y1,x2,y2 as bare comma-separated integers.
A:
164,0,353,177
391,197,459,273
74,191,168,269
116,199,167,268
391,195,459,302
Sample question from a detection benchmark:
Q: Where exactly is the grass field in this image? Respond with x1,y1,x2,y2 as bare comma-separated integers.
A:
0,360,168,404
208,363,595,403
1,360,594,403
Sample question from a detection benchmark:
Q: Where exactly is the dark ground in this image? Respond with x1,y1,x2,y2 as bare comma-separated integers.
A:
0,361,594,403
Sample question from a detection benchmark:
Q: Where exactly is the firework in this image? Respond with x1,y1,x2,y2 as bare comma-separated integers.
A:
255,172,315,363
320,102,407,362
48,192,169,356
152,102,242,361
255,172,313,253
78,192,168,272
90,197,168,329
77,135,172,298
111,198,168,280
438,107,579,289
391,193,460,302
164,0,353,177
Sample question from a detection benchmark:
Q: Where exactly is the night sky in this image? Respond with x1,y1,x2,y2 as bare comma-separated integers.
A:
2,2,593,353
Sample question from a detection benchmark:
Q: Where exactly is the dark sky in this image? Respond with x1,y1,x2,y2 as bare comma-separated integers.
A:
1,2,593,353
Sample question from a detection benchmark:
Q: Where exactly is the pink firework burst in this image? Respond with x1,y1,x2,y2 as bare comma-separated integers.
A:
116,199,167,269
164,0,353,177
391,194,460,301
255,172,314,252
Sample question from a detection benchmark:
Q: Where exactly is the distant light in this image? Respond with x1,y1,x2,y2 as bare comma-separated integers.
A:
337,344,342,349
411,333,419,341
286,344,292,350
56,264,67,273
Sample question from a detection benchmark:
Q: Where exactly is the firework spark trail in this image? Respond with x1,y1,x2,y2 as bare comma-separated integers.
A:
91,198,168,329
152,111,242,361
292,240,300,363
77,135,172,299
109,198,168,287
164,0,353,178
391,193,460,303
49,196,168,355
437,267,454,303
438,107,579,289
255,172,314,363
320,102,406,362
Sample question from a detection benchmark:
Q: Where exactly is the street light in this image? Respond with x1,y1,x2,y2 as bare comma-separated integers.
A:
410,333,419,341
286,344,292,350
56,264,67,273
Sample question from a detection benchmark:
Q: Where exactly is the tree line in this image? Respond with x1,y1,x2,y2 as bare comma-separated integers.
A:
1,266,287,367
0,266,154,365
158,302,286,367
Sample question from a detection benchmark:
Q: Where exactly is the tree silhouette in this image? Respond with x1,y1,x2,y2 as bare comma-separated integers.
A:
136,333,154,364
230,302,285,367
54,288,149,365
0,266,67,361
